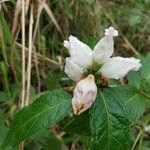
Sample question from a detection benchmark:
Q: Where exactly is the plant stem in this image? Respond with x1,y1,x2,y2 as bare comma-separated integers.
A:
25,5,33,106
131,129,142,150
21,0,26,108
20,0,25,149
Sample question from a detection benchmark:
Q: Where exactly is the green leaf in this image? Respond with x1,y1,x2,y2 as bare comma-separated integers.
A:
116,86,150,122
128,3,144,26
129,15,141,26
0,61,11,100
45,72,67,90
64,112,91,136
2,89,72,148
127,71,142,88
85,0,94,5
0,91,8,102
0,14,12,45
82,36,98,49
0,122,8,147
90,88,130,150
140,53,150,93
141,53,150,79
28,130,62,150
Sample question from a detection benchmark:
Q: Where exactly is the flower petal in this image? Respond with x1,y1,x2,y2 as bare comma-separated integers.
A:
65,57,84,82
100,57,142,79
104,26,118,37
64,35,93,69
93,27,118,64
64,40,70,49
72,74,97,115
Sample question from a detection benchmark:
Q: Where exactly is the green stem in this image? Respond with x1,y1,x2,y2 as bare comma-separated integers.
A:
140,91,150,100
139,129,144,150
131,129,142,150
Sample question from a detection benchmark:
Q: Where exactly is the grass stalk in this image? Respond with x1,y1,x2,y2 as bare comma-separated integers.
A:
25,5,33,106
21,0,26,108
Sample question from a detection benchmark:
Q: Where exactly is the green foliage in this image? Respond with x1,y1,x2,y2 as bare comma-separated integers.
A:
2,79,150,149
112,86,150,122
0,122,8,147
2,89,72,148
90,89,129,150
127,71,142,88
0,92,7,102
85,0,94,5
128,3,144,26
27,130,62,150
141,53,150,79
64,112,91,136
0,14,12,45
0,0,150,149
140,54,150,93
0,61,11,100
45,72,68,90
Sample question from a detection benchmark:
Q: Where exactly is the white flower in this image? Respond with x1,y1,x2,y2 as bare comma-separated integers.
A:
145,125,150,133
93,26,118,64
104,26,118,37
72,74,97,115
100,57,142,79
64,26,142,115
65,57,84,82
64,26,141,81
64,35,93,69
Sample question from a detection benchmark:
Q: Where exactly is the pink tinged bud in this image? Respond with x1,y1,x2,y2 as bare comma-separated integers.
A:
72,74,97,115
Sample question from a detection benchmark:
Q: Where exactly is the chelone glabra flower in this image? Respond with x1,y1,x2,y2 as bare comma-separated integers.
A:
64,26,142,115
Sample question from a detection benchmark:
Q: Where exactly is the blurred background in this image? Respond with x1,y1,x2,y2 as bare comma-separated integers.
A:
0,0,150,149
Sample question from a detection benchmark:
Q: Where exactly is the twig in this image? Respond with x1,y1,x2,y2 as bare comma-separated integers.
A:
0,22,9,65
0,0,10,4
19,1,26,149
15,42,60,65
10,26,21,84
139,128,144,150
39,0,63,37
123,36,140,56
1,3,11,20
12,0,22,36
140,91,150,100
25,5,33,106
18,143,24,150
21,0,26,108
25,0,30,14
33,46,41,93
32,0,46,92
33,0,44,43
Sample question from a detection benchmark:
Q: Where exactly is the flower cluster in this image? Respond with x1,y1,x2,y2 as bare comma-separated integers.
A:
64,27,141,115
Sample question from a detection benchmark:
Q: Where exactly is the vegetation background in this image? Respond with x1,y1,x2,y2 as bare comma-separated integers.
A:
0,0,150,149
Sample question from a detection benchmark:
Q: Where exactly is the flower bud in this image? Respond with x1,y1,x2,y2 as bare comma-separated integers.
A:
72,74,97,115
